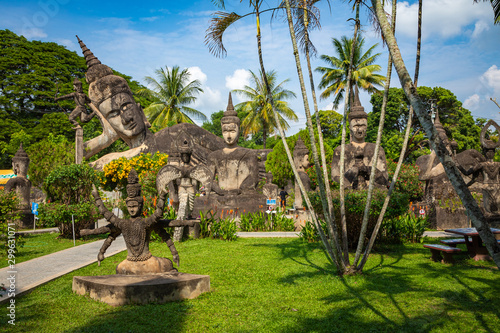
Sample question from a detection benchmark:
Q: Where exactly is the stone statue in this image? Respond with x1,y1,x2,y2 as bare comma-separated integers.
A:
331,88,389,190
293,136,311,209
457,120,500,218
54,78,95,129
92,169,179,274
75,36,226,170
5,144,32,214
262,172,279,202
155,131,212,241
193,93,266,217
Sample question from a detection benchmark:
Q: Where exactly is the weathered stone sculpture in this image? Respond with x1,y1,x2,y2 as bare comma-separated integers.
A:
5,144,32,213
92,169,178,274
262,172,279,202
293,136,311,209
54,78,95,129
331,88,389,190
155,131,212,240
193,93,266,217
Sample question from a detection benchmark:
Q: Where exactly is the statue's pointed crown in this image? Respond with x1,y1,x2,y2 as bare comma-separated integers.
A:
126,169,143,204
12,143,29,162
221,92,240,125
293,135,309,158
348,86,367,121
434,111,447,136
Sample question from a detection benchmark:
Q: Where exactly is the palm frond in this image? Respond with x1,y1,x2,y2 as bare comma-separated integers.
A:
205,11,243,58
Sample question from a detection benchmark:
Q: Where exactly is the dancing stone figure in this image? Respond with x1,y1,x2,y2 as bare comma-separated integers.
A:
54,78,95,129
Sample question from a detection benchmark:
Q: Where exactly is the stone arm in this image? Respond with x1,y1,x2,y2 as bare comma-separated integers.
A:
455,162,482,187
97,226,122,266
238,151,259,191
207,153,227,196
91,185,121,228
144,190,168,228
54,92,76,101
420,151,445,181
151,223,179,267
4,178,21,192
83,103,120,160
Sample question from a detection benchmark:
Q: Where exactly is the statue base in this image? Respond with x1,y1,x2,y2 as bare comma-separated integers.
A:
72,272,210,306
290,209,311,231
116,256,174,275
192,191,267,219
15,212,34,230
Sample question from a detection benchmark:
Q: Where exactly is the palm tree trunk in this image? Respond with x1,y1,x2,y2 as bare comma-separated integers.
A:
262,126,267,149
255,3,342,268
283,0,345,270
302,0,339,257
371,0,500,268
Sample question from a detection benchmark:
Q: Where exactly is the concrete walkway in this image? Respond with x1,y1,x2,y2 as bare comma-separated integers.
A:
0,236,126,303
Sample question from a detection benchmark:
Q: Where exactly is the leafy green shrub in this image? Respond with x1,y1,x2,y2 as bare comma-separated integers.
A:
211,217,238,241
0,191,23,253
299,220,327,243
40,163,98,238
387,160,424,202
380,213,429,244
199,211,216,238
269,212,295,231
308,189,410,248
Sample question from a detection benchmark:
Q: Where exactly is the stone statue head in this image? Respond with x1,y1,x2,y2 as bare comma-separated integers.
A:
348,87,368,144
12,143,29,177
177,131,193,164
434,113,453,155
125,169,143,217
77,36,147,147
480,119,500,161
294,136,309,171
221,93,240,148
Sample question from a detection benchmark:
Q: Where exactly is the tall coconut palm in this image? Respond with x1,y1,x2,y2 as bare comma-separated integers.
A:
475,0,500,24
233,70,298,149
371,0,500,268
316,36,385,110
137,66,206,130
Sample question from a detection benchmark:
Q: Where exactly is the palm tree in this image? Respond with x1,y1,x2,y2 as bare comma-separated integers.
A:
137,66,206,130
475,0,500,24
316,36,385,109
371,0,500,268
233,70,298,149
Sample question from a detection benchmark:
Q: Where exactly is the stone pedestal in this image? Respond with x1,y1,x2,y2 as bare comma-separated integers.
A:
75,127,83,164
73,272,210,306
15,212,34,230
290,209,312,231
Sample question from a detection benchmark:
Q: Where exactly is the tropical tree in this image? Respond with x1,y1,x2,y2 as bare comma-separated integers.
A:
316,35,385,109
233,70,298,149
137,66,206,130
371,0,500,268
475,0,500,23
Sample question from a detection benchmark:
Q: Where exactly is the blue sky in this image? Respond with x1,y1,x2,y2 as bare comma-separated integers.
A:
1,0,499,135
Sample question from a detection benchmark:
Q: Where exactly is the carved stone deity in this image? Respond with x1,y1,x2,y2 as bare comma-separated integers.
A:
193,93,266,217
331,89,389,190
92,169,178,274
293,136,311,209
262,172,279,202
5,144,32,214
54,78,95,129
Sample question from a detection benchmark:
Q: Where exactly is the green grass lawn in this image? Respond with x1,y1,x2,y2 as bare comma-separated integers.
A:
6,238,499,333
0,232,107,268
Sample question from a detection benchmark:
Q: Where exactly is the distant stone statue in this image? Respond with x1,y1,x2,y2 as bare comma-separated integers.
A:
262,172,279,202
293,136,311,209
193,93,266,217
92,169,179,274
5,144,32,214
155,131,212,241
457,120,500,218
54,78,95,129
331,88,389,190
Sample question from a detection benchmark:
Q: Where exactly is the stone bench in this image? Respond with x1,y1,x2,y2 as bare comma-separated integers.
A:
439,238,470,247
423,244,462,264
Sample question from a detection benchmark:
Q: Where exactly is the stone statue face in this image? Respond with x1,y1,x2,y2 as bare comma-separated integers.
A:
126,201,142,218
301,154,309,169
99,92,146,140
485,148,496,161
180,152,191,164
350,118,367,144
222,123,239,147
12,160,28,177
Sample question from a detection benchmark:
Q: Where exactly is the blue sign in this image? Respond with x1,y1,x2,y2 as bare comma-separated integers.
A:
31,202,39,215
266,199,276,205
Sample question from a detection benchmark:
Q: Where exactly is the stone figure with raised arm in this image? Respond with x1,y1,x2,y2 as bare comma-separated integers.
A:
331,87,389,190
54,78,95,129
92,169,179,274
155,131,213,241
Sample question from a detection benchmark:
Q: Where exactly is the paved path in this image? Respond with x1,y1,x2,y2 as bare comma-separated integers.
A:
0,236,126,303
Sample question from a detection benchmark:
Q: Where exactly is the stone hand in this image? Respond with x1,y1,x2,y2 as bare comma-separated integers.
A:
173,254,180,267
91,184,99,199
97,252,104,266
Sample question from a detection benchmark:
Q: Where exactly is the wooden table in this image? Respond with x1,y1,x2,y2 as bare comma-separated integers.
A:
444,228,500,261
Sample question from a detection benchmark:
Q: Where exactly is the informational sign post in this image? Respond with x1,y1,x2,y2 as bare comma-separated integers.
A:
31,202,39,231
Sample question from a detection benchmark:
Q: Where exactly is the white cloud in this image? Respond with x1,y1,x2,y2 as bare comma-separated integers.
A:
140,16,160,22
192,86,222,123
188,66,208,84
21,27,47,39
392,0,492,39
472,20,490,38
480,65,500,95
464,94,480,110
55,38,75,49
225,69,251,90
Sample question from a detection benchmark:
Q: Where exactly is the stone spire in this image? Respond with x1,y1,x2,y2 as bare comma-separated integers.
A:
76,35,113,85
221,92,240,125
12,143,29,163
125,169,143,204
348,86,367,121
293,135,309,159
434,111,447,137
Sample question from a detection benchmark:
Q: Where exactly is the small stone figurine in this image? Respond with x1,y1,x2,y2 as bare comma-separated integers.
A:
92,169,179,274
54,78,95,129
